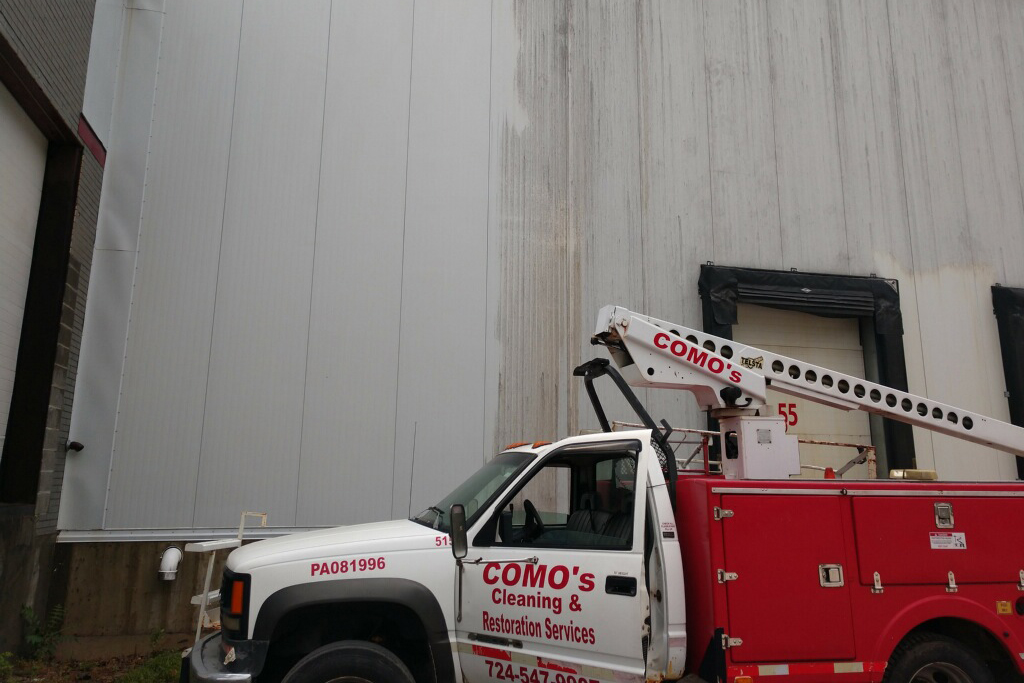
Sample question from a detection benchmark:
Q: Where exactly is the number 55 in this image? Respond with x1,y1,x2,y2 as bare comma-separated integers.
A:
778,402,798,429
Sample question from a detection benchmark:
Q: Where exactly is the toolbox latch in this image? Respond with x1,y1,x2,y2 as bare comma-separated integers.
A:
713,507,734,521
934,502,954,528
819,564,844,588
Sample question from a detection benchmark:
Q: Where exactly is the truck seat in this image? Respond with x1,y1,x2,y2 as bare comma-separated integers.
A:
601,492,634,544
567,493,611,534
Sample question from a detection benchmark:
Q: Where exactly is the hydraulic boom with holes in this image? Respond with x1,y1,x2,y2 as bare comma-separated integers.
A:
592,305,1024,458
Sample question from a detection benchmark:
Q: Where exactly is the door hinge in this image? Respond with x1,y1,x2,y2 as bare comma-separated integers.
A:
721,633,743,649
717,569,738,583
713,507,734,521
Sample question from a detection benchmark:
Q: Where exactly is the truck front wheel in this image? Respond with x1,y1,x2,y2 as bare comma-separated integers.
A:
281,640,415,683
883,632,995,683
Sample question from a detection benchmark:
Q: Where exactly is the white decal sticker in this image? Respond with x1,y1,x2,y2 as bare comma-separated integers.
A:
929,532,966,550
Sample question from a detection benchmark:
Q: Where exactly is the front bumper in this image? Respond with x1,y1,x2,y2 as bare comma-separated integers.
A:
187,632,268,683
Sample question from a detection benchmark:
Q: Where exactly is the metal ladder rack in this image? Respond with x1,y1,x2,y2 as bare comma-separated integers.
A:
185,512,267,647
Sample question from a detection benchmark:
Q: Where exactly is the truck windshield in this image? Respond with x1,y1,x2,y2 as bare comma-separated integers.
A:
412,451,534,533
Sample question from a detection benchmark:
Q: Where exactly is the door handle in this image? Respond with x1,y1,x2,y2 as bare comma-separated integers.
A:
469,632,522,649
605,575,637,596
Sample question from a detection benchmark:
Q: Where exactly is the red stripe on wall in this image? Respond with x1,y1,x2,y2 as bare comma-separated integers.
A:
77,114,106,166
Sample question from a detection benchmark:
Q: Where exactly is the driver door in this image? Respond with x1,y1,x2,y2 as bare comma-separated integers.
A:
456,438,650,683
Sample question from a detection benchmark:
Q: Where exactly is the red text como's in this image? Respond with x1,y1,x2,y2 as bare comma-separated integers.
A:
653,332,742,384
483,563,595,592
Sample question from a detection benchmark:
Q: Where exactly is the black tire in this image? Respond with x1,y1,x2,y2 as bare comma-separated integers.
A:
281,640,414,683
883,632,995,683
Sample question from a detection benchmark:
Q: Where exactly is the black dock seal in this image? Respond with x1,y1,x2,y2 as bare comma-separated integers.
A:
698,264,915,472
992,285,1024,479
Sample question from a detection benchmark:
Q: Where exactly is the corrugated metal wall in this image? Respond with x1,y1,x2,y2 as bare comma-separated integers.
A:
64,0,1024,533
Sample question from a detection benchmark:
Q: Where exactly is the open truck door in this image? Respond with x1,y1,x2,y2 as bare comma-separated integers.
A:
455,435,654,683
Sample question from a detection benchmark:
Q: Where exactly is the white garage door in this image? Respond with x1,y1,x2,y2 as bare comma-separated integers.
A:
0,82,47,456
732,304,876,479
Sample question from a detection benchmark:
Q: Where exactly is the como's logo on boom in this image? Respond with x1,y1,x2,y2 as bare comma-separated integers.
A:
653,332,742,384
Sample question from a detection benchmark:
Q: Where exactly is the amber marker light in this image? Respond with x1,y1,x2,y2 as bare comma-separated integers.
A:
230,579,245,615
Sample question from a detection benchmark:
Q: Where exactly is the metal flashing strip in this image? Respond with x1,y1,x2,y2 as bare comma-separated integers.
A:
57,528,324,543
711,486,1024,498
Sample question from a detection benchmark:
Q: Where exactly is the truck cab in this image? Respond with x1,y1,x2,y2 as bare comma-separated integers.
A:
189,429,686,683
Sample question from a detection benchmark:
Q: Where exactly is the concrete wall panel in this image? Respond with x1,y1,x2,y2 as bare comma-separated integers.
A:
942,0,1022,479
389,1,492,519
998,0,1024,267
703,0,782,268
768,0,848,273
828,0,913,274
567,0,646,435
103,1,242,529
488,0,571,454
296,0,414,526
889,0,1010,479
636,0,711,431
194,0,330,528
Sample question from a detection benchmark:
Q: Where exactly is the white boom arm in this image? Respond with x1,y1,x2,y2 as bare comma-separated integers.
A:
595,305,1024,457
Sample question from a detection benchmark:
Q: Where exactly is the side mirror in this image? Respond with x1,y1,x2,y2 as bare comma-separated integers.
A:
450,504,468,560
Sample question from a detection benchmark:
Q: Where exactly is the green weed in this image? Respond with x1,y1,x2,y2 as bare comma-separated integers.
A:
0,652,13,683
20,605,64,660
114,650,182,683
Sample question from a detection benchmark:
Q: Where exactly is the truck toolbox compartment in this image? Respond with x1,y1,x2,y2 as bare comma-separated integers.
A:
721,494,856,662
852,496,1024,585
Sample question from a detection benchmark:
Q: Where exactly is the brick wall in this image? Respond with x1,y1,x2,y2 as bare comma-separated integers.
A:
0,0,98,651
0,0,99,532
0,1,94,132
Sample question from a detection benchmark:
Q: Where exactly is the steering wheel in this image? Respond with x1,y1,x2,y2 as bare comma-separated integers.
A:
522,499,545,539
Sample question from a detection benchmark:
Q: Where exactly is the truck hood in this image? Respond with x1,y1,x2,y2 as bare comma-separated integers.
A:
226,519,437,572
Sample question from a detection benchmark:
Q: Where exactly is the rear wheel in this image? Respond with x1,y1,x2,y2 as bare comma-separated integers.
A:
883,632,995,683
281,640,414,683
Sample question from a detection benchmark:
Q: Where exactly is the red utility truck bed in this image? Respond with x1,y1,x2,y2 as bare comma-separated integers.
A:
675,474,1024,682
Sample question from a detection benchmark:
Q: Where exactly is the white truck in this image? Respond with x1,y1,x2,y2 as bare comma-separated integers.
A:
186,306,1024,683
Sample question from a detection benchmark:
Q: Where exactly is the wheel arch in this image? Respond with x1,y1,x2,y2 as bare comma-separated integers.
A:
870,596,1024,676
254,577,456,683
